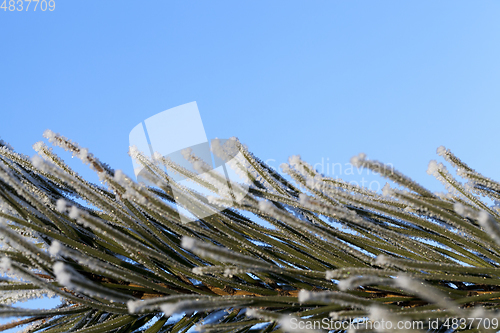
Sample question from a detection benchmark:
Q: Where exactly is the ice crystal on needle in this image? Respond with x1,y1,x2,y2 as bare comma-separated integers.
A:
0,256,11,272
1,131,500,332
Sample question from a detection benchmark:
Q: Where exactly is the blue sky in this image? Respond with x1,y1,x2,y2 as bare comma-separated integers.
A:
1,1,500,330
1,1,500,193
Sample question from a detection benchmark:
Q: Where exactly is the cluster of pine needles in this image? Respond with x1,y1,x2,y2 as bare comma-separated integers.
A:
1,131,500,333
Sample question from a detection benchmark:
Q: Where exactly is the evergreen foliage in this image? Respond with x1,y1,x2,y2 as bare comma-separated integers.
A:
1,131,500,332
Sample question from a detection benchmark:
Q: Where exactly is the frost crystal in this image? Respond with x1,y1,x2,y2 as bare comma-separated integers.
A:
223,267,236,277
375,254,388,266
478,210,490,226
153,152,163,161
192,267,204,275
329,312,339,320
369,305,393,332
56,198,67,212
127,300,139,313
53,262,72,285
114,169,124,182
298,193,309,205
278,315,294,331
368,305,385,321
437,146,447,156
69,206,80,219
31,155,44,169
97,171,106,181
337,279,351,291
192,161,206,173
258,200,274,213
298,289,311,303
280,163,290,173
305,178,318,189
350,153,366,168
32,141,44,152
181,236,196,251
394,275,412,290
288,155,301,166
470,307,486,319
0,256,11,271
128,145,140,160
426,160,439,176
181,148,192,159
160,303,177,316
49,241,61,256
279,315,313,333
78,148,89,161
381,183,392,197
245,308,258,318
43,129,57,142
453,202,465,215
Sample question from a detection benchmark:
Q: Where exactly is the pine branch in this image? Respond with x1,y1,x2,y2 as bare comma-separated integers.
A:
0,134,499,332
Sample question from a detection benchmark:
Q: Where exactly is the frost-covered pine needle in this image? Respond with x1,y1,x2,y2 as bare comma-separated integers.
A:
0,132,499,332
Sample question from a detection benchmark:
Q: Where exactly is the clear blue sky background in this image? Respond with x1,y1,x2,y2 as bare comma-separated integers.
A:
1,1,500,191
1,1,500,330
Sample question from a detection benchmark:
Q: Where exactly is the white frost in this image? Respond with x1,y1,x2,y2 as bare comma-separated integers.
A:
305,178,318,189
350,153,366,168
394,275,412,290
160,303,177,316
127,300,139,313
453,203,465,215
426,160,439,176
43,129,57,142
436,146,447,156
245,308,258,318
337,278,352,291
223,267,237,277
128,145,140,160
298,193,309,205
280,163,290,173
31,155,44,169
279,315,294,331
53,262,72,285
258,200,274,213
279,315,305,333
180,148,192,159
381,183,392,197
192,267,204,275
69,206,80,219
97,172,106,182
329,312,339,320
56,198,66,213
181,236,196,251
0,257,11,271
32,142,44,152
375,254,388,266
49,241,61,256
297,289,311,303
114,169,124,182
368,305,388,324
477,211,490,226
78,148,89,161
288,155,301,166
